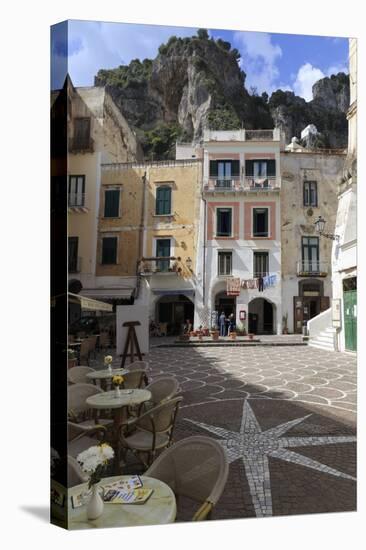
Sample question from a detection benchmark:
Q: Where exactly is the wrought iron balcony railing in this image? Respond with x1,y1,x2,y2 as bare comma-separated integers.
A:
297,261,328,276
203,176,280,192
139,257,182,274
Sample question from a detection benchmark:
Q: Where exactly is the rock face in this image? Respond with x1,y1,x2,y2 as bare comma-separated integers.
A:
95,32,349,158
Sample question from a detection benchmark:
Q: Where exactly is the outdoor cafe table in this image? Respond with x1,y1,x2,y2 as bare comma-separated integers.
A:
86,389,152,471
67,475,176,529
86,368,129,390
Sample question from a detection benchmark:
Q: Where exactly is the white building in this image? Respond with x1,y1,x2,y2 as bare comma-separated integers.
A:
189,129,283,335
330,38,357,352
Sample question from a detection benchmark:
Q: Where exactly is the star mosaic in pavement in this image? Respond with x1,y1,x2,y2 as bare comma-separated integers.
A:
184,400,356,517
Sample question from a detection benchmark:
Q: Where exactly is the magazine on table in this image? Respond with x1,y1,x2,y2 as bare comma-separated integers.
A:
103,487,154,505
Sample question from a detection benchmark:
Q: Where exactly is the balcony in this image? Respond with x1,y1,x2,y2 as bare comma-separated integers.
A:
68,137,94,153
139,257,182,275
69,256,82,273
68,193,89,213
297,261,328,277
203,176,280,193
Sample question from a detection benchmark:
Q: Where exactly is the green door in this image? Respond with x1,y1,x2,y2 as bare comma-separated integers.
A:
344,290,357,351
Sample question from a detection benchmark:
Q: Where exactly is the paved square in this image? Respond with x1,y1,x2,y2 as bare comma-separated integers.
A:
149,345,356,520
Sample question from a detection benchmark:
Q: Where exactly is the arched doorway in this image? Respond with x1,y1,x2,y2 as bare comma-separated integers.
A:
214,291,236,318
248,298,274,335
155,294,194,335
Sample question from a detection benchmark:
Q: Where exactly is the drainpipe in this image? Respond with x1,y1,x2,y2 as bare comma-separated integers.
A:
134,171,147,300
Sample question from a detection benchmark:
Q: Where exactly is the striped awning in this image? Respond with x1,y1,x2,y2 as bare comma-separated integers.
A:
68,292,113,312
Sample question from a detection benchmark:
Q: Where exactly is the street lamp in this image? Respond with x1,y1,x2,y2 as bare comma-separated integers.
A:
314,216,340,241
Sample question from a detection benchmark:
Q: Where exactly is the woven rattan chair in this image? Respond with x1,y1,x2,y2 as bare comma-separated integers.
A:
68,383,113,429
122,369,147,390
127,360,149,371
67,366,95,384
67,455,88,487
68,421,107,457
138,376,179,416
120,396,182,467
145,436,229,521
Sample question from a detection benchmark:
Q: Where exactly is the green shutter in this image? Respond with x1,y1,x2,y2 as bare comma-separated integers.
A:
267,160,276,177
245,160,254,176
209,160,218,177
231,160,240,176
156,187,171,215
104,189,120,217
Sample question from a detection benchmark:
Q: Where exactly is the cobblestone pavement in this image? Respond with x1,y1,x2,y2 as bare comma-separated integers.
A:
148,345,357,520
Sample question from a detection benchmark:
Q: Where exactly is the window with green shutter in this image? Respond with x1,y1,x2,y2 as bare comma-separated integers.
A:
102,237,117,264
156,186,171,215
104,189,120,217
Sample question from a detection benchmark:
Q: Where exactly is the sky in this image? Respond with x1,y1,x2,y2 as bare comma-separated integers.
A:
51,20,349,102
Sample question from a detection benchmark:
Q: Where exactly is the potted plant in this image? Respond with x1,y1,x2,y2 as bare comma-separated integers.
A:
210,326,219,341
248,333,254,340
236,322,247,337
282,313,289,334
229,331,237,340
68,349,77,369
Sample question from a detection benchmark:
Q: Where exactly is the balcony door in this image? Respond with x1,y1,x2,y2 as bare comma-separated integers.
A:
156,239,171,272
217,161,232,188
68,175,85,207
301,237,319,272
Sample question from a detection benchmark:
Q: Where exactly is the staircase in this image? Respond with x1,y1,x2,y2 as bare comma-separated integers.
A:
308,327,337,351
307,308,337,352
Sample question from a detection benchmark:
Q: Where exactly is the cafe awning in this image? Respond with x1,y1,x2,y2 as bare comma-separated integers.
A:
68,292,113,312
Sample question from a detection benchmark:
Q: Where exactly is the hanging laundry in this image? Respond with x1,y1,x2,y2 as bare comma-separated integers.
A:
258,277,264,292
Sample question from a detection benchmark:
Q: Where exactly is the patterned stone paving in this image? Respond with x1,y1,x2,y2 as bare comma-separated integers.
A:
148,345,357,520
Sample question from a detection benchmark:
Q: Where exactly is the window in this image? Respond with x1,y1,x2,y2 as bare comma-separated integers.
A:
68,236,79,272
218,251,232,276
245,159,276,177
301,237,319,272
104,189,120,218
156,238,171,271
102,237,117,264
303,181,318,207
253,251,269,277
68,175,85,206
253,208,269,237
216,208,232,237
73,117,91,149
209,160,240,187
156,186,172,215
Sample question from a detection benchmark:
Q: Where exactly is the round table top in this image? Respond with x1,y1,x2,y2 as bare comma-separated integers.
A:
86,368,129,380
86,388,151,409
68,475,176,529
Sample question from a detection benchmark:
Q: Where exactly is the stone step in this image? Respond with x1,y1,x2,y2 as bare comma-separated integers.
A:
308,341,336,351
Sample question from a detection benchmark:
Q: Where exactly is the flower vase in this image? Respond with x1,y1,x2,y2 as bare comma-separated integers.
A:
87,484,104,520
107,364,112,373
114,386,121,398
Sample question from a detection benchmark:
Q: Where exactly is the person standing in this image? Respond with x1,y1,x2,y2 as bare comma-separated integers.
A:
219,311,226,337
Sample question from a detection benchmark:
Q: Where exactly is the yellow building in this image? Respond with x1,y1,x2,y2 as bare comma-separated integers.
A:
67,78,142,306
97,159,202,333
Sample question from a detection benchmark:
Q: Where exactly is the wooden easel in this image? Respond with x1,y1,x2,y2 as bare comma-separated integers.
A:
120,321,144,368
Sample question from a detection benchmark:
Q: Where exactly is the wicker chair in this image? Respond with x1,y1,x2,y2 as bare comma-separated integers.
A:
122,369,147,390
68,383,113,429
67,366,95,384
67,455,88,487
68,421,107,458
119,396,182,467
145,436,229,521
138,376,179,415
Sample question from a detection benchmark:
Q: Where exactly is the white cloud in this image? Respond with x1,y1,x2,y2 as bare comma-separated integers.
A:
66,21,198,87
233,31,285,95
326,63,348,76
293,62,325,101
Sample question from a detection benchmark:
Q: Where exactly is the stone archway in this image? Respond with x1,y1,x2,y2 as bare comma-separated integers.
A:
248,298,275,335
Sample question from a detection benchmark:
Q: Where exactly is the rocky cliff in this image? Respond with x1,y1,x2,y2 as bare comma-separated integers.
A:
95,30,349,158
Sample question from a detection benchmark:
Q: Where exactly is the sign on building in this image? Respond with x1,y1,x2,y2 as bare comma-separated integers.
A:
332,298,341,328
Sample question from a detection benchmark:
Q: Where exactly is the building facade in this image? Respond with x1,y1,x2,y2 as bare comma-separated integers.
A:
190,129,283,335
67,79,142,306
96,160,202,333
281,147,345,334
331,38,357,352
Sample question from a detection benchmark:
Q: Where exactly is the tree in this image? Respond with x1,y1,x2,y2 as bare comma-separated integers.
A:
197,28,209,40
